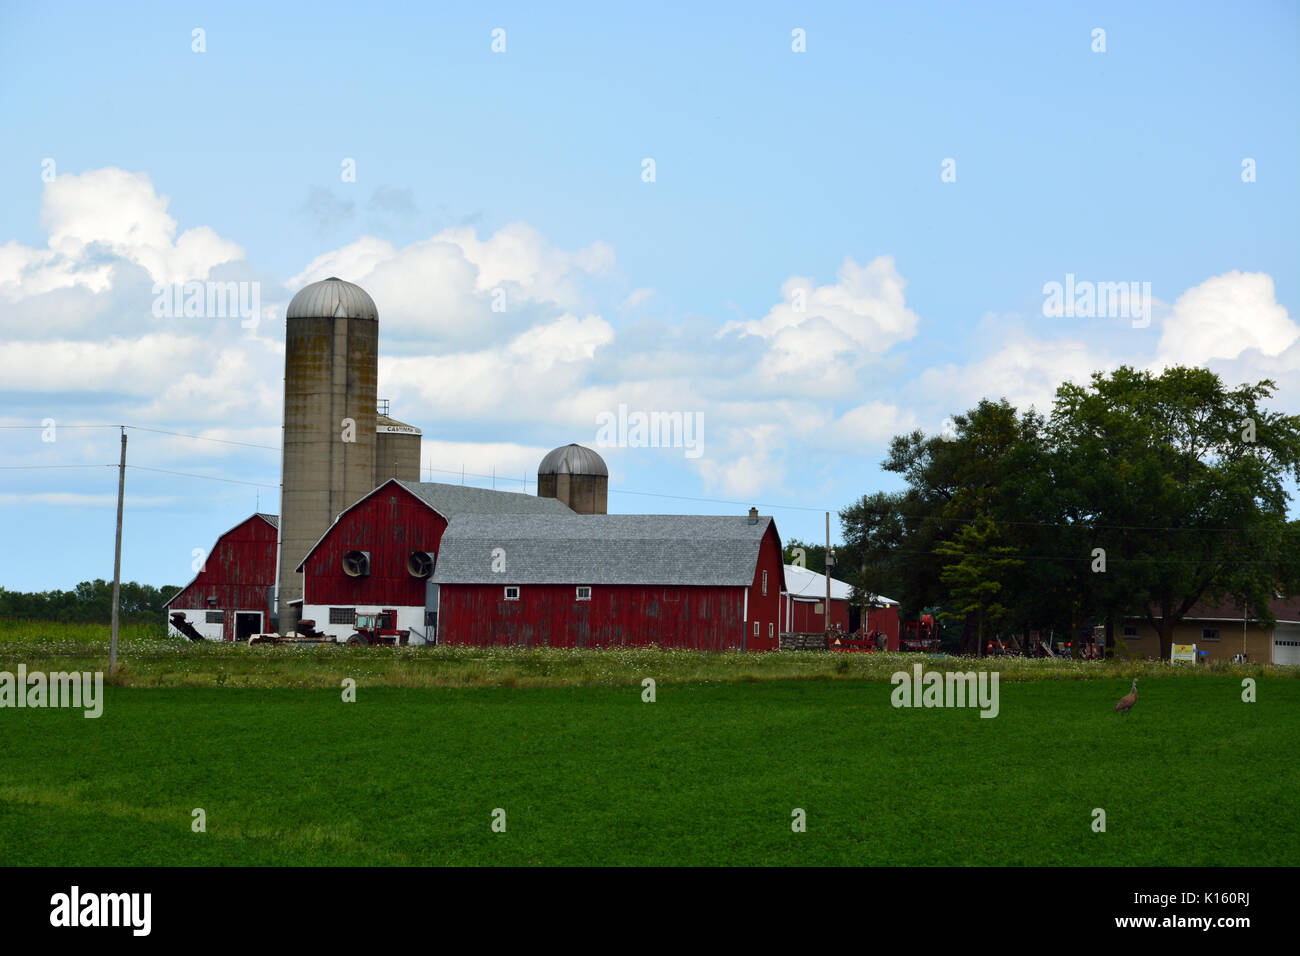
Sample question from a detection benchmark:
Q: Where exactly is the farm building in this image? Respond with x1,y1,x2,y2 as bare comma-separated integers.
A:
431,510,785,650
1121,596,1300,664
780,564,900,646
294,478,574,643
164,514,278,642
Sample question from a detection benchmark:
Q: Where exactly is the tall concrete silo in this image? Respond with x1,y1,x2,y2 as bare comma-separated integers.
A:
537,443,608,514
276,277,378,633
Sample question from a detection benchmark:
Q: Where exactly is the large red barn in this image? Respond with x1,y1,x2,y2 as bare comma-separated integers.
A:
294,478,573,643
432,511,785,650
164,513,278,642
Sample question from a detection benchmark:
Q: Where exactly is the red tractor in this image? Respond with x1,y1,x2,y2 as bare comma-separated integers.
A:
346,609,410,647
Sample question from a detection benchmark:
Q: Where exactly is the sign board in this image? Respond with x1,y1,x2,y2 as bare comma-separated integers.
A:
1171,642,1197,663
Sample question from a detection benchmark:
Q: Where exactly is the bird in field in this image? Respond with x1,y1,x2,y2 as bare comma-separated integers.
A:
1114,678,1138,715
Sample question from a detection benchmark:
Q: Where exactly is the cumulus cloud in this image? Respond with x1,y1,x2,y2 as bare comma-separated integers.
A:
718,255,921,393
288,223,615,347
1,168,243,300
1155,270,1299,367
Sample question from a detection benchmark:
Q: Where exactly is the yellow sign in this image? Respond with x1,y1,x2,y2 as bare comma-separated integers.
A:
1171,643,1197,663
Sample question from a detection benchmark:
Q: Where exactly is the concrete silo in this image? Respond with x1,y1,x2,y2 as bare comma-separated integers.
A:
276,277,378,633
537,443,608,514
375,401,422,486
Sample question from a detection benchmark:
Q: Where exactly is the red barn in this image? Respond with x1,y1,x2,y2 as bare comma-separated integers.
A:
780,564,900,646
780,564,852,632
164,514,278,642
294,478,573,643
432,512,785,650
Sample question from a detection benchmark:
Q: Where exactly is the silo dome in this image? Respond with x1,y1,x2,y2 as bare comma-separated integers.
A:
286,277,378,321
537,444,608,514
538,443,608,477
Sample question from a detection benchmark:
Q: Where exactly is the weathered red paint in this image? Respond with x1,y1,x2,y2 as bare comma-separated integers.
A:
746,522,783,650
864,604,900,649
439,584,747,650
781,594,850,633
164,514,277,641
299,483,446,608
440,520,786,651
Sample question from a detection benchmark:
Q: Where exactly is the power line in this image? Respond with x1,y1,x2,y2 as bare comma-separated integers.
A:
123,425,279,451
0,464,113,470
0,422,279,450
124,465,278,488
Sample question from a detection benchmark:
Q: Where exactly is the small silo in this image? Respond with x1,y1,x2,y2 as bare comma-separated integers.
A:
537,443,608,514
375,401,422,485
276,277,379,633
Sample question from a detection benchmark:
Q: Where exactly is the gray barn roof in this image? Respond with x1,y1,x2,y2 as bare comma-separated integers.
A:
395,480,575,517
432,514,774,586
294,479,574,571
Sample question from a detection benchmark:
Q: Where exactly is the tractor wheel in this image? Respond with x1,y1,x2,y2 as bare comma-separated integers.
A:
346,633,367,647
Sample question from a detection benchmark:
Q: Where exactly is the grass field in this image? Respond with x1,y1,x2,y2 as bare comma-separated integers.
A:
1,621,1296,865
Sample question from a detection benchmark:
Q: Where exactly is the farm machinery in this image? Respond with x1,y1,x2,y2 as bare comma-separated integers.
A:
345,608,411,646
247,608,410,646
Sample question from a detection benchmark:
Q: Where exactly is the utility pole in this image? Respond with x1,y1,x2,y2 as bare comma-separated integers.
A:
109,427,127,675
824,511,833,645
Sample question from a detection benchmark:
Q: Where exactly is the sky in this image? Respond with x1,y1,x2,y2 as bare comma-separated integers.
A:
0,1,1297,591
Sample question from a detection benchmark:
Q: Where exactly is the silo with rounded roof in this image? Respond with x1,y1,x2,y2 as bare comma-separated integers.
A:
276,277,378,632
537,443,608,514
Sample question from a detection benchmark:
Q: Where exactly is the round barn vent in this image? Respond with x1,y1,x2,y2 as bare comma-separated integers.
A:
342,550,370,577
407,550,433,578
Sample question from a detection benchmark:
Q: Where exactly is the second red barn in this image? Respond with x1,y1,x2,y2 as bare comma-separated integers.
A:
432,511,785,650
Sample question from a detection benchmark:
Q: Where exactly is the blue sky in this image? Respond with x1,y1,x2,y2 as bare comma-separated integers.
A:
1,1,1297,591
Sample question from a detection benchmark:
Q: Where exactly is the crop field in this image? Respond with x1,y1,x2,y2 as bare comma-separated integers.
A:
1,622,1297,866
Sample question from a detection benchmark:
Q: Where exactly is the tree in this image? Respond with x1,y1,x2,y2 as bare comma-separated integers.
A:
1043,366,1300,660
934,515,1024,656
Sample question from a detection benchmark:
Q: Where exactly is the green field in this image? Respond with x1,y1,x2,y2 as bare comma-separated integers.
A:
2,654,1296,865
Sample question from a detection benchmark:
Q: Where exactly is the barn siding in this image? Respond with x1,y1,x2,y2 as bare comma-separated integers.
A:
300,483,447,611
165,515,277,641
782,595,850,633
439,583,748,650
866,604,900,649
746,524,783,649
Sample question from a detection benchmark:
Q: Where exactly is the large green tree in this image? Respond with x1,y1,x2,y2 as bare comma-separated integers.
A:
1045,366,1300,659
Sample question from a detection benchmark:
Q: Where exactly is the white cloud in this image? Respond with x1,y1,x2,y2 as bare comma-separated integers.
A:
4,168,244,297
1155,270,1299,367
718,255,921,392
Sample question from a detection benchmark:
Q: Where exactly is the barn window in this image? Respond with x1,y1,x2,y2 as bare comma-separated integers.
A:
576,586,591,601
768,622,774,638
814,602,824,615
329,607,355,625
1123,625,1138,637
762,571,768,595
504,586,520,601
205,610,225,624
753,621,759,636
663,589,680,602
1202,628,1220,642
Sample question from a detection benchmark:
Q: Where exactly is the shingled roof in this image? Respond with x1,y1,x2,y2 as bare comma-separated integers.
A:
295,479,574,571
432,514,776,586
394,480,575,517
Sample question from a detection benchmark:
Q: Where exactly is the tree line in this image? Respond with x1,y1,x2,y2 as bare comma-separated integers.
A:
835,366,1300,659
0,580,181,624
